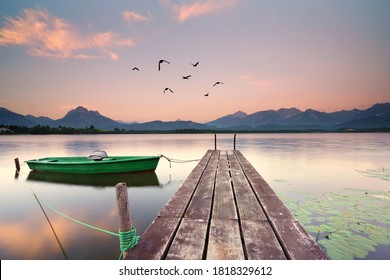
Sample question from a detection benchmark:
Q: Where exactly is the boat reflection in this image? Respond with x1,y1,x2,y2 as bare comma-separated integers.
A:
27,171,160,187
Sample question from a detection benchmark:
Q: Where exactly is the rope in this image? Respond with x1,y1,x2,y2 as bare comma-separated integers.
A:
28,187,139,259
159,154,200,168
119,227,140,260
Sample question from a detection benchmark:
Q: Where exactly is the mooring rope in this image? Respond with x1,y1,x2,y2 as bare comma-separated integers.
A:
119,227,140,260
28,187,139,259
159,154,200,168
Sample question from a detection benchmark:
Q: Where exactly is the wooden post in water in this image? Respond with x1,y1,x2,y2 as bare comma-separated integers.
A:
234,134,237,150
116,182,132,259
214,134,217,150
14,158,20,172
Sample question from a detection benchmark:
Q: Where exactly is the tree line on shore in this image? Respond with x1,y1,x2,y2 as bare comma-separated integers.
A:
1,124,389,135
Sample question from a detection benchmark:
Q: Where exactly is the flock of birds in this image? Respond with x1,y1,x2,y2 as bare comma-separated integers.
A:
131,59,224,97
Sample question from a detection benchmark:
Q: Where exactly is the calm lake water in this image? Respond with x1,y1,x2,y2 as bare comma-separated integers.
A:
0,133,389,260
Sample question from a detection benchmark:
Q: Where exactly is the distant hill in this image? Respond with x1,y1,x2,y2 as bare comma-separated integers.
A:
335,116,390,129
0,106,213,131
0,107,36,127
207,108,303,128
206,111,248,128
1,103,389,131
25,115,56,126
53,106,127,130
206,103,390,130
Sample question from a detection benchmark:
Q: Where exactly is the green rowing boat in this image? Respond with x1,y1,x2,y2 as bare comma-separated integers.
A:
25,154,161,174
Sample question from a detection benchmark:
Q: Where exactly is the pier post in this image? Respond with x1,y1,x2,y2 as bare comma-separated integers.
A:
14,158,20,172
214,134,217,150
234,134,237,150
116,182,132,259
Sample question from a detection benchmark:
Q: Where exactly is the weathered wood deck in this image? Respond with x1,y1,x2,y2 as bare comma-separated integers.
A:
125,150,328,260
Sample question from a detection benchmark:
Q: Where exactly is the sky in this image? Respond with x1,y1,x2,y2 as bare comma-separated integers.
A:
0,0,389,123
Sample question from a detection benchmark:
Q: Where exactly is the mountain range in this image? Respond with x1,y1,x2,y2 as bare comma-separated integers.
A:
1,103,390,132
205,103,390,130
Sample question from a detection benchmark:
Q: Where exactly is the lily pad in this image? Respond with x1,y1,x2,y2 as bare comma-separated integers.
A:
274,179,289,183
319,224,338,232
305,225,321,234
329,230,352,240
346,235,378,252
355,168,390,181
369,233,390,245
313,216,327,222
277,188,390,259
318,239,353,260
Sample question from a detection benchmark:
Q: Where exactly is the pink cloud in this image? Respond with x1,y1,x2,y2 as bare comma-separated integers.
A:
0,7,134,60
239,75,251,80
122,11,152,26
160,0,239,22
239,74,273,91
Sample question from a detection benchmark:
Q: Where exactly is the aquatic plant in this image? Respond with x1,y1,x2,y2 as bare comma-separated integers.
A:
355,168,390,181
279,189,390,259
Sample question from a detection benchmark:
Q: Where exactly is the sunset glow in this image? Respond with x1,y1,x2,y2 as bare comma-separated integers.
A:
0,1,389,122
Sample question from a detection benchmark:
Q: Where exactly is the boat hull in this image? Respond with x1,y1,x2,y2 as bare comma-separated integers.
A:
25,156,160,174
27,171,160,187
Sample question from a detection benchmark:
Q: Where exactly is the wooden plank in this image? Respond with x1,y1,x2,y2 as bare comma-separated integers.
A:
233,150,328,260
165,218,208,260
272,219,329,260
125,217,180,260
259,194,297,221
158,150,213,218
185,151,218,219
227,151,267,221
212,152,237,220
234,150,275,196
127,150,329,260
207,219,244,260
227,150,243,172
241,220,287,260
256,195,328,259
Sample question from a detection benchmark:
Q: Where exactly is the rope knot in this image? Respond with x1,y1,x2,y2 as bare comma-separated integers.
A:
119,226,140,259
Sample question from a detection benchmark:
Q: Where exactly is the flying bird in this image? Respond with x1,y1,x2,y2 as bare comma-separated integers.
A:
132,67,139,71
182,75,191,80
163,88,174,93
158,59,170,71
191,62,199,67
213,81,224,86
204,93,210,97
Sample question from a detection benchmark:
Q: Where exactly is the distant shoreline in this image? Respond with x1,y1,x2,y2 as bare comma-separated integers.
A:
1,125,389,135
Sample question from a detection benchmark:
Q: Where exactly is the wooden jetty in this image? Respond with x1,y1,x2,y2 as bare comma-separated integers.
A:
125,150,328,260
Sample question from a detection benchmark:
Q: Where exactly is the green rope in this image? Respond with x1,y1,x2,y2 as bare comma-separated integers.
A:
29,187,140,259
31,188,118,236
119,227,140,260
